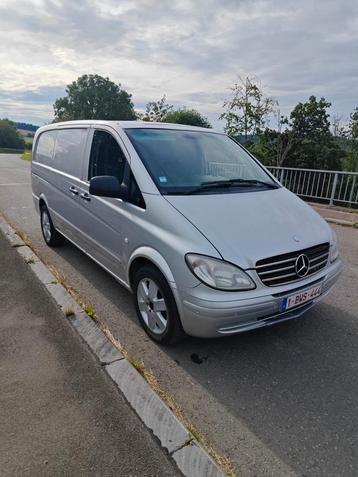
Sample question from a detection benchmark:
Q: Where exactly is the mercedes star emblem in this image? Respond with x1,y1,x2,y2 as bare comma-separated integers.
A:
295,254,310,277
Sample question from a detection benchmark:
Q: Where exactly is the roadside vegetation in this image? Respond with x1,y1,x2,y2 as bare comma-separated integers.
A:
22,151,32,161
219,76,358,172
0,118,33,159
2,73,358,172
0,119,25,151
52,73,357,172
52,74,212,128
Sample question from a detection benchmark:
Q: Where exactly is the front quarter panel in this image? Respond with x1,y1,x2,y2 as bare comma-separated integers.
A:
124,193,220,290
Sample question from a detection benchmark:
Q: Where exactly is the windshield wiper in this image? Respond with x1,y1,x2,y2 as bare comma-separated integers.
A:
185,178,279,194
203,179,279,189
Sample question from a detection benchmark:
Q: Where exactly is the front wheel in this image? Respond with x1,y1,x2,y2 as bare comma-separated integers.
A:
40,205,65,247
133,265,185,344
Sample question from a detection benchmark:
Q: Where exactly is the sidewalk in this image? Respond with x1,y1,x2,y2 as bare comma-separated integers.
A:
0,231,180,476
309,202,358,227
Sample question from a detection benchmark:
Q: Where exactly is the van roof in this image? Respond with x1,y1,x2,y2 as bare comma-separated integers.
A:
36,120,223,135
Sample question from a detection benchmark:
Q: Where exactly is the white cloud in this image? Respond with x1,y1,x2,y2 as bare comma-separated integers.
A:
0,0,357,127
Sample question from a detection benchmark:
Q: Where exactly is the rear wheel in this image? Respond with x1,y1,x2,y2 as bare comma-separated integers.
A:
133,265,185,344
40,205,65,247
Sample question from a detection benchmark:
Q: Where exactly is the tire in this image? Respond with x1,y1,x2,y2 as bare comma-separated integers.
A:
133,265,185,344
40,205,66,247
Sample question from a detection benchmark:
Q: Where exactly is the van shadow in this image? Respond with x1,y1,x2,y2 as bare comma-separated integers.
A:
51,241,357,475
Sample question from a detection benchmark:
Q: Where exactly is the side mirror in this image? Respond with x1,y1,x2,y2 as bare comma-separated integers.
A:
89,175,128,200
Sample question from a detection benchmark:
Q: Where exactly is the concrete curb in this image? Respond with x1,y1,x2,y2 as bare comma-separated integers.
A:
325,217,358,228
0,215,227,477
309,204,358,228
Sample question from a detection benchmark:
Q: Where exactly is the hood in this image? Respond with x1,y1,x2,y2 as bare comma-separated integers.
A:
165,188,332,269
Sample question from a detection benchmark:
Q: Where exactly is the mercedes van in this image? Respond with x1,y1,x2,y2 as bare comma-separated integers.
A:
31,121,341,343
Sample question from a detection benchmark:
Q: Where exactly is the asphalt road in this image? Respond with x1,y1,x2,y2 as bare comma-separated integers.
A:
0,214,179,476
1,154,358,476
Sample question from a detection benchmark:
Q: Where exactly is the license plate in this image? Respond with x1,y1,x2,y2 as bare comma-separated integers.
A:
281,285,322,311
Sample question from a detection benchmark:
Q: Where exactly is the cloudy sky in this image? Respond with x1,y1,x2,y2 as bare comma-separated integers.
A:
0,0,357,128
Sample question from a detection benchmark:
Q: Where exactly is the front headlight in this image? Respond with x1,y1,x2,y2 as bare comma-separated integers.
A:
330,229,339,262
185,254,256,291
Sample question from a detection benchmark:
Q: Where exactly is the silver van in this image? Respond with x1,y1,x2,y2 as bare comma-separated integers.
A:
31,121,341,343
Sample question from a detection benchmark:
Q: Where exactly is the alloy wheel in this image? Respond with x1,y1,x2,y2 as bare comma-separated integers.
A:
136,278,168,335
42,209,52,242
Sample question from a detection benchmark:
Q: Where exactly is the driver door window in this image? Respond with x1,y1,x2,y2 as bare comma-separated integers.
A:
88,128,145,209
88,130,126,182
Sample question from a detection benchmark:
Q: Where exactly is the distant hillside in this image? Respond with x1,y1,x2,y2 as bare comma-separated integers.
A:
16,122,39,137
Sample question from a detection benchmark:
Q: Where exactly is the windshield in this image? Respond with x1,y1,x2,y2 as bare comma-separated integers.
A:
124,128,278,195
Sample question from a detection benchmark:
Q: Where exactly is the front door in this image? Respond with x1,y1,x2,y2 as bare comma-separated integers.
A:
76,127,129,280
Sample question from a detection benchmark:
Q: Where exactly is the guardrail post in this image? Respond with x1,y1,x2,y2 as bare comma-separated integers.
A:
280,168,285,184
330,173,338,205
349,176,356,204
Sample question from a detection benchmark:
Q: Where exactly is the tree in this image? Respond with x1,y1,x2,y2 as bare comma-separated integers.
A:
142,95,173,122
342,107,358,172
249,96,347,170
0,119,25,149
162,108,211,128
287,96,344,170
53,74,136,122
220,76,276,141
248,123,294,167
290,96,331,141
275,116,295,166
342,145,358,172
331,114,348,138
349,107,358,139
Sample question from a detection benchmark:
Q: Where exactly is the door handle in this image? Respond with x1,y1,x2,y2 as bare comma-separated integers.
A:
80,192,91,202
69,186,79,195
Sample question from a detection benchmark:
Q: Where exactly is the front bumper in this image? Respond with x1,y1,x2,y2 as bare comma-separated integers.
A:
175,259,342,338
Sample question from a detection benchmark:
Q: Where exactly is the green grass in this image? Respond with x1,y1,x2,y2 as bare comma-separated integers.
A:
84,304,96,318
22,151,32,161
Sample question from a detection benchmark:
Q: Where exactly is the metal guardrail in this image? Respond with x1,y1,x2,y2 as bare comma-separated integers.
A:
208,162,358,207
267,166,358,206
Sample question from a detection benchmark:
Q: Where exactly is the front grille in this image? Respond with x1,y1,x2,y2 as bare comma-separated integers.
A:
256,243,330,287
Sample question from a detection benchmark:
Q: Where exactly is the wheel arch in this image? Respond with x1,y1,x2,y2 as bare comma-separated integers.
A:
38,193,49,211
127,247,176,291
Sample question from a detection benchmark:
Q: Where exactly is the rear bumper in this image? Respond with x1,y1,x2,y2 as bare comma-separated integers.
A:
176,259,342,338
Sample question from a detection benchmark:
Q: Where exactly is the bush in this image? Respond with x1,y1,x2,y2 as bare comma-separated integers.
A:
162,108,211,128
0,119,25,150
